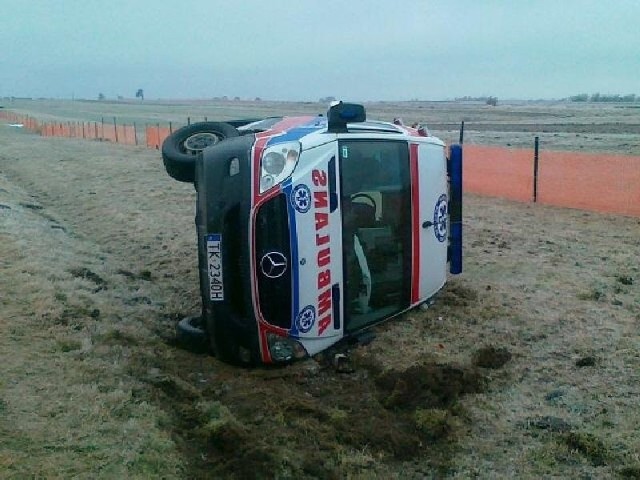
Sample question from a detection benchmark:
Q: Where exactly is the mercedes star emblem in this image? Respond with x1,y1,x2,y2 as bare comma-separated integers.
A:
260,251,288,279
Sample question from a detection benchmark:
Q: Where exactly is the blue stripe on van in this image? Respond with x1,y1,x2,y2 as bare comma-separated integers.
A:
265,119,326,146
282,180,301,336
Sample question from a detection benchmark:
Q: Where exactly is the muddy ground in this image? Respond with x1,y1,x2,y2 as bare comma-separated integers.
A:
1,106,640,478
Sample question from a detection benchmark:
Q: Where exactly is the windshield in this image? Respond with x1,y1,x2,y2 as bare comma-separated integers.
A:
339,140,412,332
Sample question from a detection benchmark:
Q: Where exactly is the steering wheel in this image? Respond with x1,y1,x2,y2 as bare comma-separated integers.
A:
350,192,377,210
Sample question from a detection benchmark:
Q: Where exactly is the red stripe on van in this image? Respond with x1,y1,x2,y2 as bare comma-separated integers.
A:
410,143,420,303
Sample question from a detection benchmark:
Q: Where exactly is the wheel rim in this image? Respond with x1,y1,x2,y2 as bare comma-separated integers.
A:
183,132,221,154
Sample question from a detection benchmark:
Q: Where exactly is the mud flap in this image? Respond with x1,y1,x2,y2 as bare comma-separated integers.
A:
448,144,463,274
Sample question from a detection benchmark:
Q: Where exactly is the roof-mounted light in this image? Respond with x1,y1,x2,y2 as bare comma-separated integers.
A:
327,101,366,133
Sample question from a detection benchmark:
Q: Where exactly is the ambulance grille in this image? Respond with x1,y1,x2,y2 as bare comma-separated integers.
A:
255,194,292,329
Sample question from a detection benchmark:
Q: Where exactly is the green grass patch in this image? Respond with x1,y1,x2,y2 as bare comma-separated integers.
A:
56,339,82,352
563,432,611,466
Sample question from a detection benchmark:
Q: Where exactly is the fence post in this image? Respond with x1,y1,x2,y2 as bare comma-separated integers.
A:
113,117,118,143
533,136,539,203
187,117,191,126
169,121,173,134
459,120,465,144
156,123,160,150
133,122,138,145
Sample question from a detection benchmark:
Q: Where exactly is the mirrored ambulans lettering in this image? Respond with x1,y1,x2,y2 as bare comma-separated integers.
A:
312,169,332,335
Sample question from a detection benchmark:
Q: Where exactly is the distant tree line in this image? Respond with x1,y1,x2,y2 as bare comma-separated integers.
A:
569,93,637,103
454,95,498,106
485,96,498,106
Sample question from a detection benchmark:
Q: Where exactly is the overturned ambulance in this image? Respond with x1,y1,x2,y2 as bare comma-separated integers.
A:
161,102,462,365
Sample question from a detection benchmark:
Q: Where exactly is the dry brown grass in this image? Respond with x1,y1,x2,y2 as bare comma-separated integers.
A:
1,102,639,478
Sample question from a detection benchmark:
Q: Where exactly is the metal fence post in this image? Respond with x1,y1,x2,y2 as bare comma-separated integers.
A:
533,136,539,203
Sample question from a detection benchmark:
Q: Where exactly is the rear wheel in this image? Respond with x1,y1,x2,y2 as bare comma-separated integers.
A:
176,315,208,352
162,122,239,183
205,312,256,365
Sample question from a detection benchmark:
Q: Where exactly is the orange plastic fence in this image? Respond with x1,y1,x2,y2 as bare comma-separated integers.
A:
0,111,40,131
146,125,175,149
538,151,640,216
36,120,136,144
116,125,137,145
1,111,139,145
464,144,640,216
463,145,534,202
146,125,159,149
4,110,640,217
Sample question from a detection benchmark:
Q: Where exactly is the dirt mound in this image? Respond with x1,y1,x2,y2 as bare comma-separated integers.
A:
376,363,485,410
151,358,491,477
471,345,512,369
439,283,479,307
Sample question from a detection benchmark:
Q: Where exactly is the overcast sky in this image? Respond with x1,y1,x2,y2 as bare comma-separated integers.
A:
2,0,639,101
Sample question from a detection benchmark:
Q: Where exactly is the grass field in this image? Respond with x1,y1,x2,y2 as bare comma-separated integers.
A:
1,101,639,479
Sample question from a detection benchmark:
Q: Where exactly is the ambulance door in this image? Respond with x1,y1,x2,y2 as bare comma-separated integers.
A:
411,142,448,303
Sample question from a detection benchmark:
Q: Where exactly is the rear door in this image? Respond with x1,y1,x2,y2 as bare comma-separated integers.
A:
410,141,448,303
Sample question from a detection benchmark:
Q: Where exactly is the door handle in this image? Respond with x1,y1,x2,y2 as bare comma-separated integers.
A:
422,221,433,229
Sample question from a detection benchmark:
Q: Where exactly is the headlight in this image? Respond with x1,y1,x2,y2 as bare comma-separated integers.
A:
263,151,286,175
266,333,308,362
260,142,300,193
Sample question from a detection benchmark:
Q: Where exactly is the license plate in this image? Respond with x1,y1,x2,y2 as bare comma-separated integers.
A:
206,234,224,301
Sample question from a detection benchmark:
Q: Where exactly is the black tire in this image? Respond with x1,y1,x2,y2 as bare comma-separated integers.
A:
205,313,256,366
176,315,208,352
162,122,239,183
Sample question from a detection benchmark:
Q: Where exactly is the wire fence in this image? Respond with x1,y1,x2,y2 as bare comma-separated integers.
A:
463,144,640,216
2,110,639,217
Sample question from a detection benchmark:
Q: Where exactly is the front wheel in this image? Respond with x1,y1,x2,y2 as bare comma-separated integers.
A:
161,122,239,183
